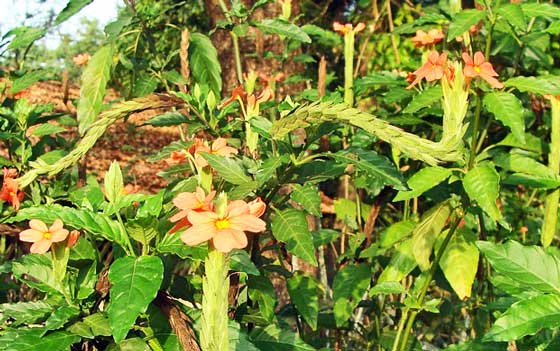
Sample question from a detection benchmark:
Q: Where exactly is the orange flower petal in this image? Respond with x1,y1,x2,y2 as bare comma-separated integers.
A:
227,200,249,217
20,229,44,242
173,192,199,210
50,229,69,242
473,51,485,66
187,210,218,225
169,217,191,234
29,219,48,232
49,219,64,233
30,239,52,254
170,210,189,223
180,223,216,246
230,215,266,233
212,229,247,252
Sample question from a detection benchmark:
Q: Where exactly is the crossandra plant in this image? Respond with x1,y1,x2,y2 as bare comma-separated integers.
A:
1,0,560,350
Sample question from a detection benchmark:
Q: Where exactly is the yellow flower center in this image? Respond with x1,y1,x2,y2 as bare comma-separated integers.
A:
9,191,15,197
474,66,481,73
43,232,52,239
215,219,231,230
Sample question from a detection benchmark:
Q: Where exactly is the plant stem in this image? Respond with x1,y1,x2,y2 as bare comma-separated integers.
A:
468,91,482,169
542,97,560,247
231,32,244,85
201,248,229,351
344,30,355,106
397,216,462,351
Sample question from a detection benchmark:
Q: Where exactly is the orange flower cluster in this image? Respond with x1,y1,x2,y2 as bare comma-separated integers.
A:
218,85,273,111
410,29,444,47
171,187,267,253
72,53,91,66
20,219,70,254
166,137,238,168
333,22,366,35
0,168,24,210
407,51,503,89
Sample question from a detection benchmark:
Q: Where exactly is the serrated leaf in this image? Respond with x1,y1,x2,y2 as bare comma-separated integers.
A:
189,33,222,97
301,24,340,46
290,184,321,217
31,123,66,137
333,263,371,327
463,164,502,222
55,0,93,25
250,324,315,351
412,201,452,271
7,26,47,50
77,45,113,135
394,166,451,202
521,3,560,20
107,256,164,342
10,70,47,94
229,249,260,275
142,112,188,127
0,300,55,326
200,152,251,185
402,86,442,114
248,275,277,321
483,92,525,143
0,328,79,351
287,273,319,330
497,3,526,29
483,294,560,342
447,10,487,41
505,76,560,96
477,240,560,294
439,228,479,299
255,18,311,43
271,209,317,266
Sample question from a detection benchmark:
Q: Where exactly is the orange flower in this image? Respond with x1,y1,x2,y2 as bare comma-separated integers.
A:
181,200,267,253
411,29,444,47
248,197,266,217
190,137,238,168
19,219,69,254
166,150,189,165
407,51,448,89
462,51,503,89
218,86,247,110
72,53,91,66
333,21,366,35
0,168,24,210
169,187,216,234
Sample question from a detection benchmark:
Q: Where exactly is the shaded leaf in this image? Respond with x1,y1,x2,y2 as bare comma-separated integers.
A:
333,263,371,327
483,92,525,143
189,33,222,96
463,164,502,222
271,208,317,266
290,184,321,217
394,166,451,202
200,152,251,185
255,19,311,43
287,273,319,330
439,228,479,299
447,10,487,40
55,0,93,25
402,86,442,114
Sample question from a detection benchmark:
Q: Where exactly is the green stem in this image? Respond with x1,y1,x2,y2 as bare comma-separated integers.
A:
468,91,482,169
344,30,355,106
201,248,229,351
398,216,462,351
542,97,560,247
231,32,244,85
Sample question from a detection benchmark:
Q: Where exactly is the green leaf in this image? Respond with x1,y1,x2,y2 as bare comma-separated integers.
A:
504,76,560,96
108,338,151,351
521,3,560,20
412,201,452,271
189,33,222,97
545,21,560,35
230,321,260,351
248,275,277,321
43,305,80,334
369,281,406,296
439,228,479,299
7,26,47,50
107,256,164,342
447,9,487,41
156,233,208,260
0,300,54,326
67,313,112,338
497,3,526,30
483,294,560,342
255,19,311,43
142,112,188,127
290,184,321,217
301,24,340,47
31,123,66,137
331,150,407,191
312,229,341,248
250,324,315,351
133,75,158,97
483,92,525,143
494,152,555,179
463,164,502,222
8,205,122,244
393,166,451,202
503,173,560,189
11,254,58,294
402,86,442,114
55,0,93,25
378,238,417,282
333,263,371,327
104,161,123,206
380,220,415,248
0,328,79,351
287,273,319,330
200,152,251,185
271,209,318,266
477,240,560,294
77,45,113,135
229,250,260,275
10,70,47,94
